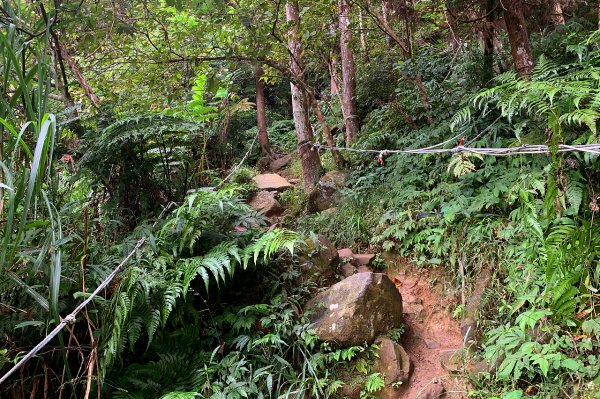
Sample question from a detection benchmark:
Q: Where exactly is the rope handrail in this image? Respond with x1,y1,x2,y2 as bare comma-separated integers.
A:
312,142,600,157
0,202,175,386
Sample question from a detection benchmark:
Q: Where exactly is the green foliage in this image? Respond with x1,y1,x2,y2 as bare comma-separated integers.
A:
279,186,309,217
96,187,298,373
302,31,600,397
103,249,355,399
360,373,385,399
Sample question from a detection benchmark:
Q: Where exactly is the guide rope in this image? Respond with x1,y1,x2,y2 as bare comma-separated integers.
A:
311,141,600,157
0,202,175,386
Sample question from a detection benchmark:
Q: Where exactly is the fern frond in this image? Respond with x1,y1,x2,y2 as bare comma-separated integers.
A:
243,229,298,268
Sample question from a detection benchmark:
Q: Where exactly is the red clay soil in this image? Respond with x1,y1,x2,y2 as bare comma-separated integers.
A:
388,260,469,399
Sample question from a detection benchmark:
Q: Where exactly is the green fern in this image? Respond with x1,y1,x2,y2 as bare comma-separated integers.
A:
97,189,298,377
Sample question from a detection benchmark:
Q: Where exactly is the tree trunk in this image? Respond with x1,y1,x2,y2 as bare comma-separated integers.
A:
286,0,322,190
381,0,392,48
358,8,370,60
309,95,346,168
364,0,410,57
55,38,101,108
482,0,496,85
255,64,273,157
329,54,340,96
339,0,360,145
502,0,534,77
548,0,565,25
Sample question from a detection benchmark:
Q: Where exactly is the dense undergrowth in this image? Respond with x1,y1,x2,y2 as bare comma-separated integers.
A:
302,28,600,398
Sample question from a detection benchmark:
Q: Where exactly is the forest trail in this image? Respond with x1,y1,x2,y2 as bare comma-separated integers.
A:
388,259,468,398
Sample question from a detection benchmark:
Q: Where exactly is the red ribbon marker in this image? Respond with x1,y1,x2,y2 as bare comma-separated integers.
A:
457,137,465,146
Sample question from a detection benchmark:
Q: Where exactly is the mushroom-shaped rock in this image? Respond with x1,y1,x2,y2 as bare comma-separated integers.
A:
252,173,292,191
305,273,403,346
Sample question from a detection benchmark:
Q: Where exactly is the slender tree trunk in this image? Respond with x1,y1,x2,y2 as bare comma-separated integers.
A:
502,0,534,77
402,0,414,58
55,38,101,108
255,64,273,157
339,0,360,145
309,95,346,168
482,0,496,85
381,0,392,48
329,55,340,95
405,74,432,124
286,0,322,190
358,8,369,60
364,0,411,57
548,0,565,25
219,97,230,143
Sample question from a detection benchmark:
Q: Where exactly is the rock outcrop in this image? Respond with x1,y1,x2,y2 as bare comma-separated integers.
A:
374,337,412,399
305,273,403,346
248,191,282,216
308,170,347,212
298,235,339,283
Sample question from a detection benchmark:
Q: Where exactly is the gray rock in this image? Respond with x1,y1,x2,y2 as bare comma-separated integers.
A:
305,273,403,346
356,265,373,273
340,263,357,277
425,338,440,349
248,191,282,216
353,253,375,266
307,170,347,212
252,173,292,191
269,153,295,172
420,380,446,398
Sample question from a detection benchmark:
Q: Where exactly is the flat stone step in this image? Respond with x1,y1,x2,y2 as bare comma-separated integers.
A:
252,173,292,191
338,248,354,258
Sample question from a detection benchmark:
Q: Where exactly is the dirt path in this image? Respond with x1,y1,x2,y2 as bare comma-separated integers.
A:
387,260,469,398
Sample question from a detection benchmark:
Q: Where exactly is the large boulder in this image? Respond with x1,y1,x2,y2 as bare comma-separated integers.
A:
305,273,403,346
374,337,412,399
248,191,282,217
252,173,292,191
308,170,347,212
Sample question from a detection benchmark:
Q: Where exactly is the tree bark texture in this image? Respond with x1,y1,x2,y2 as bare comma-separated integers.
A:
339,0,360,145
358,8,369,60
254,64,273,157
547,0,565,25
286,0,322,190
502,0,534,77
